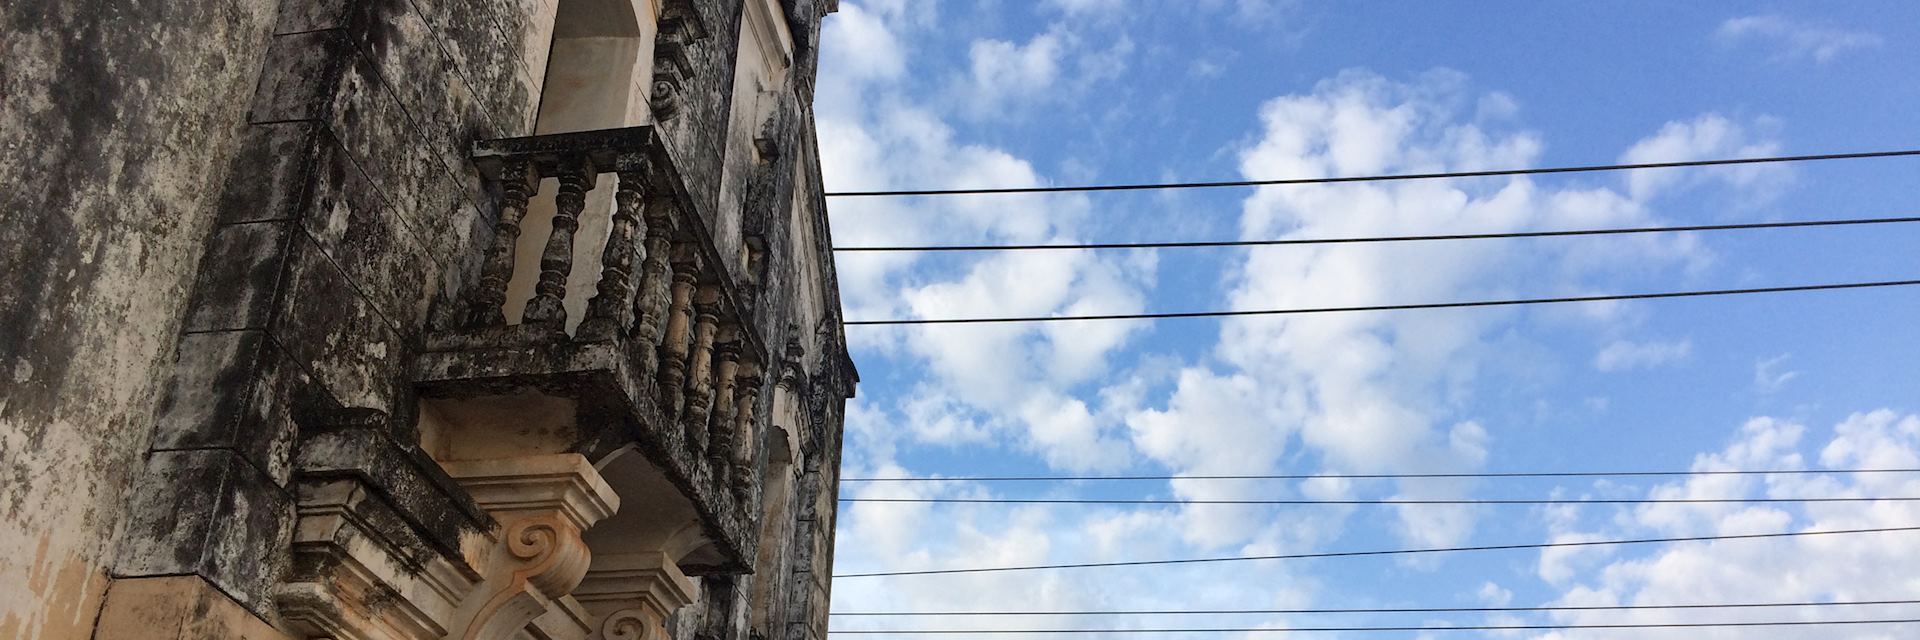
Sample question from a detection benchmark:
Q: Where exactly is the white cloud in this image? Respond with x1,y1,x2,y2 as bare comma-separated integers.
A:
831,465,1323,637
1531,410,1920,640
1593,338,1692,372
1616,114,1789,203
819,7,1826,623
1119,69,1776,553
1478,581,1514,606
1537,531,1614,585
1221,0,1303,27
1126,369,1295,547
954,24,1134,117
820,3,1152,474
1044,0,1126,17
1018,391,1132,471
899,388,996,445
1716,14,1884,64
819,3,907,84
965,32,1066,111
1755,353,1800,394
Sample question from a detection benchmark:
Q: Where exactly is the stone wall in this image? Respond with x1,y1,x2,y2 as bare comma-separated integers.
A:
0,0,284,636
0,0,853,637
109,0,558,618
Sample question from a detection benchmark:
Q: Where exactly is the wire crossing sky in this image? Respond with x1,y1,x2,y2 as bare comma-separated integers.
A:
823,148,1920,197
834,526,1920,578
839,495,1920,506
843,278,1920,325
832,212,1920,252
831,597,1920,616
826,618,1920,634
816,1,1920,634
839,467,1920,482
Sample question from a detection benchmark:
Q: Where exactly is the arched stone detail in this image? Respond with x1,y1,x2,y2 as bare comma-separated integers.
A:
567,445,722,640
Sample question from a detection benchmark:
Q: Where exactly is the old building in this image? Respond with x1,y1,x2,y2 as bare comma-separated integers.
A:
0,0,855,638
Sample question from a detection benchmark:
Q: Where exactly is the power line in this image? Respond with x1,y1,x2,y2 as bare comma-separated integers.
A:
838,496,1920,506
831,213,1920,252
841,467,1920,483
832,525,1920,578
826,618,1920,634
842,278,1920,325
822,148,1920,197
831,598,1920,617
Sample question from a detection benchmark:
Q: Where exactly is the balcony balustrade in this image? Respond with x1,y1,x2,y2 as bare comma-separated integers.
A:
416,125,765,574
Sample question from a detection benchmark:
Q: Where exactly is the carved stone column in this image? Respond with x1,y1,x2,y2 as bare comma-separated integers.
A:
466,159,538,328
524,159,595,326
708,330,741,488
630,197,675,374
440,454,620,640
574,552,697,640
658,245,700,416
580,170,648,340
731,359,763,501
682,286,721,452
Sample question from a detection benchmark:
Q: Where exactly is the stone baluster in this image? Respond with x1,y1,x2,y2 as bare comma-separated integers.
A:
657,245,700,417
579,170,648,340
681,286,721,452
464,159,538,327
522,157,594,326
630,198,675,373
707,330,742,487
730,359,762,501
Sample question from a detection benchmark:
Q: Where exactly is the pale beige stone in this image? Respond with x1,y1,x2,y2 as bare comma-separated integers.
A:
441,454,619,640
94,576,294,640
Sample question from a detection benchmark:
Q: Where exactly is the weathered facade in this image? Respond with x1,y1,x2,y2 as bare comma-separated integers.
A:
0,0,854,638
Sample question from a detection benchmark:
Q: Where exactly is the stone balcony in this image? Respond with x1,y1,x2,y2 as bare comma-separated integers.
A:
269,126,784,640
416,124,769,577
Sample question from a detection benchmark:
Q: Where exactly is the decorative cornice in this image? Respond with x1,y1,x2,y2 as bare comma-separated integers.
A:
442,454,620,531
273,477,482,640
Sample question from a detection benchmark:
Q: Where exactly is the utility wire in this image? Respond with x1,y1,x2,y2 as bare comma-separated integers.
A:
831,598,1920,617
822,148,1920,197
826,618,1920,634
841,467,1920,483
838,496,1920,506
843,278,1920,325
831,214,1920,252
832,525,1920,578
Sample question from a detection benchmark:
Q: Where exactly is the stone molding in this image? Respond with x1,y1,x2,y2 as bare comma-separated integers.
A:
439,454,620,640
576,552,698,640
275,454,622,640
274,478,483,640
441,454,620,534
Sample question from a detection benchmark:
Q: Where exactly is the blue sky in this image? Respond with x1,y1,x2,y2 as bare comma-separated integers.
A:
813,2,1920,637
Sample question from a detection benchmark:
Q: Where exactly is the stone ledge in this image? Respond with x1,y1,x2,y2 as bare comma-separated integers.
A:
276,475,483,640
414,336,754,574
440,453,621,530
294,423,495,560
